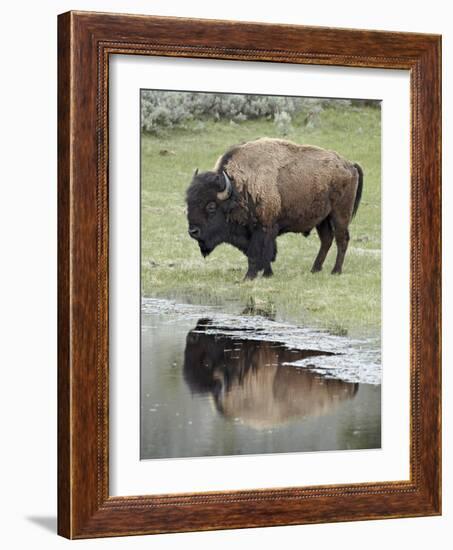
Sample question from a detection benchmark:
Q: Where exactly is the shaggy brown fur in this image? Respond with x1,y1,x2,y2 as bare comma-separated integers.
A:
215,138,358,228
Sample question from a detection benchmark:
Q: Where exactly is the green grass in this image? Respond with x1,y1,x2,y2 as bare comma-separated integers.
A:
141,106,381,336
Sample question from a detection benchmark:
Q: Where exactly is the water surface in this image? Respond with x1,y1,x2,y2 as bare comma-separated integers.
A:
141,299,381,459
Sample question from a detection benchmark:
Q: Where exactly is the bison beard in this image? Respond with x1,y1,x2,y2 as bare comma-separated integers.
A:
198,242,212,258
186,138,363,280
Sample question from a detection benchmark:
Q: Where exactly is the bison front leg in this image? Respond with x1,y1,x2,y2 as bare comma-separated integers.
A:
244,258,260,280
263,239,277,277
244,227,276,280
244,258,273,279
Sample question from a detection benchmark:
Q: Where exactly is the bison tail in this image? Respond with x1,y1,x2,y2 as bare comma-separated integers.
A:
352,163,363,219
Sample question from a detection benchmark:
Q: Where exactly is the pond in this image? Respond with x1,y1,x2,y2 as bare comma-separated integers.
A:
141,299,381,460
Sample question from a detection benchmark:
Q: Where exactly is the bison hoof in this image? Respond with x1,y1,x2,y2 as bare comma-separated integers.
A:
331,268,342,275
244,272,258,281
263,268,273,278
311,265,322,273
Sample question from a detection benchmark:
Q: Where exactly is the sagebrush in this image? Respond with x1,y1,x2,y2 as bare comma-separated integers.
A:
141,91,376,134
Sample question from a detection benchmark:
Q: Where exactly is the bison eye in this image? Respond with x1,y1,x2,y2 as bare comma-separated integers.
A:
206,202,217,215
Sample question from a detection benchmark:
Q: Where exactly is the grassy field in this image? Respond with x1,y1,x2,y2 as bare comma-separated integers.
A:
141,105,381,336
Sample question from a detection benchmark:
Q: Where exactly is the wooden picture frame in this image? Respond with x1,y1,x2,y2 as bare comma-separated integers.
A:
58,10,441,539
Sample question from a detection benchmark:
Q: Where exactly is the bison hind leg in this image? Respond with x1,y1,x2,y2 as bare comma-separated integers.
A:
330,213,351,275
331,227,350,274
311,217,334,273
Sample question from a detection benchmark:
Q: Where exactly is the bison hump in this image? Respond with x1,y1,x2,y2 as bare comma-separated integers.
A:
218,141,287,226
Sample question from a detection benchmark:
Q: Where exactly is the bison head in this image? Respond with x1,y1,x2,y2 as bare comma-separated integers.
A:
186,170,234,257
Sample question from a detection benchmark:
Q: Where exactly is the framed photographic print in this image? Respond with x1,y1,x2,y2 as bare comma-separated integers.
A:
58,11,441,538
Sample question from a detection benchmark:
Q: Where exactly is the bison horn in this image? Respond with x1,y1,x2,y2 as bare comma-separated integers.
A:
193,168,199,177
217,171,232,201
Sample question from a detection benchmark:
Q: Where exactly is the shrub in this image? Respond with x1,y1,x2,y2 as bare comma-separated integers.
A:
140,91,375,134
274,111,293,136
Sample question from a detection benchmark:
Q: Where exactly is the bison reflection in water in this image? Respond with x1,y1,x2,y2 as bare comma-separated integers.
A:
183,319,359,430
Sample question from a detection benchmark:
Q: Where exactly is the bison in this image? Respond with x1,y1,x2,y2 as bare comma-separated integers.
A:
186,138,363,279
